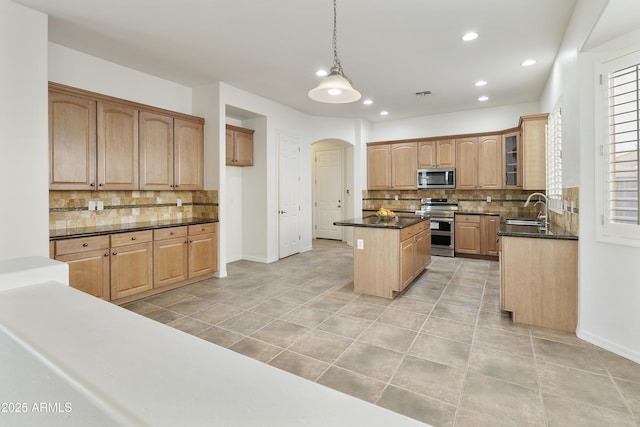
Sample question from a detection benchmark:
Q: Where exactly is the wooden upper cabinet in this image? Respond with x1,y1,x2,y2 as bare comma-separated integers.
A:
418,141,436,168
139,111,174,190
477,135,503,189
175,119,204,190
97,102,139,190
367,144,392,189
436,140,456,168
503,130,521,188
418,140,455,168
49,92,97,190
391,142,418,189
455,137,478,189
226,125,254,166
49,83,205,192
455,135,502,189
521,114,548,190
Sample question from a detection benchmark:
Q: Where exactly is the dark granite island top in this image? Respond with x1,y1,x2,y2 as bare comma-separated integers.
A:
334,215,429,229
497,220,578,240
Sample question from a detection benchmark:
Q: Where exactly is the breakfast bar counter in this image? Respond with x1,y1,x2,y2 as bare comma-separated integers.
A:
334,216,431,298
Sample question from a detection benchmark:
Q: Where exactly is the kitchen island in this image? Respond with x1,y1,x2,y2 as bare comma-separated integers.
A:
334,216,431,298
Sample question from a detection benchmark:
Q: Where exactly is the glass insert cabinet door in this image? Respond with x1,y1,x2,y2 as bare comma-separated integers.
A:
504,131,520,188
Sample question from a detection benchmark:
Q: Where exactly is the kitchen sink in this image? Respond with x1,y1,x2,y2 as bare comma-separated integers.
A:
504,218,545,226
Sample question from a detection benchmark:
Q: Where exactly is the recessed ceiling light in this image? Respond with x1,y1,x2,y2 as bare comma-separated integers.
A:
475,80,487,87
478,96,489,102
315,69,328,77
363,99,373,105
462,32,479,41
380,111,389,116
521,59,537,67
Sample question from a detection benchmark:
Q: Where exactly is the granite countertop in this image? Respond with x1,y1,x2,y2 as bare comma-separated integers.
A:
455,211,501,216
334,215,428,229
498,220,578,240
49,218,219,240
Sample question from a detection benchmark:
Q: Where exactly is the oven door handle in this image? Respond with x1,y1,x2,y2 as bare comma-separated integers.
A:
430,217,454,223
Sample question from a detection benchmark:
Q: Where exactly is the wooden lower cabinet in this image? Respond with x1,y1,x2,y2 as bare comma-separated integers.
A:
480,215,501,256
500,236,577,332
154,227,188,288
354,220,431,298
454,215,481,255
455,214,500,257
53,222,218,303
188,225,218,279
110,231,153,300
54,235,110,300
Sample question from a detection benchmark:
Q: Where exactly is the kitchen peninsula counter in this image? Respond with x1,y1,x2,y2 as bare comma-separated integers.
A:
334,216,431,298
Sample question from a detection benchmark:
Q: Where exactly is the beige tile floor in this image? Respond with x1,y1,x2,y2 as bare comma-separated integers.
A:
124,239,640,426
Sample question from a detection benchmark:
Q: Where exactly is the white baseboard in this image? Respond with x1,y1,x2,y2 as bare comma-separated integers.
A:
577,327,640,364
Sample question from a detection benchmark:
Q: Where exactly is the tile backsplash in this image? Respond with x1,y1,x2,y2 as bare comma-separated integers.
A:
364,188,579,234
49,190,218,230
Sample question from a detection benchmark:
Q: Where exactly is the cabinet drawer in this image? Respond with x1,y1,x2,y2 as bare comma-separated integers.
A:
456,214,480,224
154,226,187,241
400,223,424,241
188,223,217,236
111,230,153,247
55,235,109,256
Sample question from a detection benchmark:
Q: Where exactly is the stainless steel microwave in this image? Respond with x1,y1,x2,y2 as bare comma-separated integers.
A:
417,168,455,189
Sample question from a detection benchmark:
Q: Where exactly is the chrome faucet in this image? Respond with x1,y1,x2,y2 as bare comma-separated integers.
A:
524,192,548,227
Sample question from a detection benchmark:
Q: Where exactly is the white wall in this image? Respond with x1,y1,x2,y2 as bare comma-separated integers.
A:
539,0,640,362
0,1,49,259
370,102,540,142
48,43,193,114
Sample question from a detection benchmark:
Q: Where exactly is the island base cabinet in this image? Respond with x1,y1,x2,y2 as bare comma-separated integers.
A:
110,242,153,300
500,236,577,332
353,220,430,298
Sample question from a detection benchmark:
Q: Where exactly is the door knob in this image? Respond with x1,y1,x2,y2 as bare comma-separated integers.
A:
279,210,287,214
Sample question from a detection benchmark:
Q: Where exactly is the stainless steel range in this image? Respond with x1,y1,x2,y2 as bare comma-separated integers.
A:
415,198,458,257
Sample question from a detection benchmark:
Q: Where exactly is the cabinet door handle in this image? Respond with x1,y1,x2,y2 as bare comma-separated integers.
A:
98,183,104,187
90,183,96,187
82,243,89,247
112,252,117,256
189,240,193,243
104,253,109,257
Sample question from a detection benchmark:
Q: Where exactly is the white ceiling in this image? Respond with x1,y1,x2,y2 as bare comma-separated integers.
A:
14,0,578,122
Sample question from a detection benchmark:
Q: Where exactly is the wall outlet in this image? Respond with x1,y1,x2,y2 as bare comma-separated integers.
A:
486,196,491,203
357,239,364,250
177,198,182,207
571,200,575,213
97,201,104,211
132,208,140,216
564,199,569,211
394,195,399,201
88,201,96,211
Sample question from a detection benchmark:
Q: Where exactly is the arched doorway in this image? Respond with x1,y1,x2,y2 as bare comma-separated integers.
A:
312,139,354,241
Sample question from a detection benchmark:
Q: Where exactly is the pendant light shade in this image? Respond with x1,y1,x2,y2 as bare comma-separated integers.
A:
308,0,361,104
308,67,361,103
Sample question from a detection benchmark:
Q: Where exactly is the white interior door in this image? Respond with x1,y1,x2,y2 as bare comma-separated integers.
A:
315,148,343,240
278,134,300,258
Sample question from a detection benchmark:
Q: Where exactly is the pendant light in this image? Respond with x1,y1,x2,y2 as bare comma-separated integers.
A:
308,0,361,103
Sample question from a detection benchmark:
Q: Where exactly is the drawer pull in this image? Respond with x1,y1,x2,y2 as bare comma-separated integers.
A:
169,232,174,235
131,236,136,240
82,243,89,247
201,228,205,232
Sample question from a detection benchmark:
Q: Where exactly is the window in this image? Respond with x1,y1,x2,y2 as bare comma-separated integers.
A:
597,50,640,245
546,100,562,213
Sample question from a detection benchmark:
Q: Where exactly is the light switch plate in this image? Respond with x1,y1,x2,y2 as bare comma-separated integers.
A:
357,239,364,250
88,201,96,211
97,201,104,211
